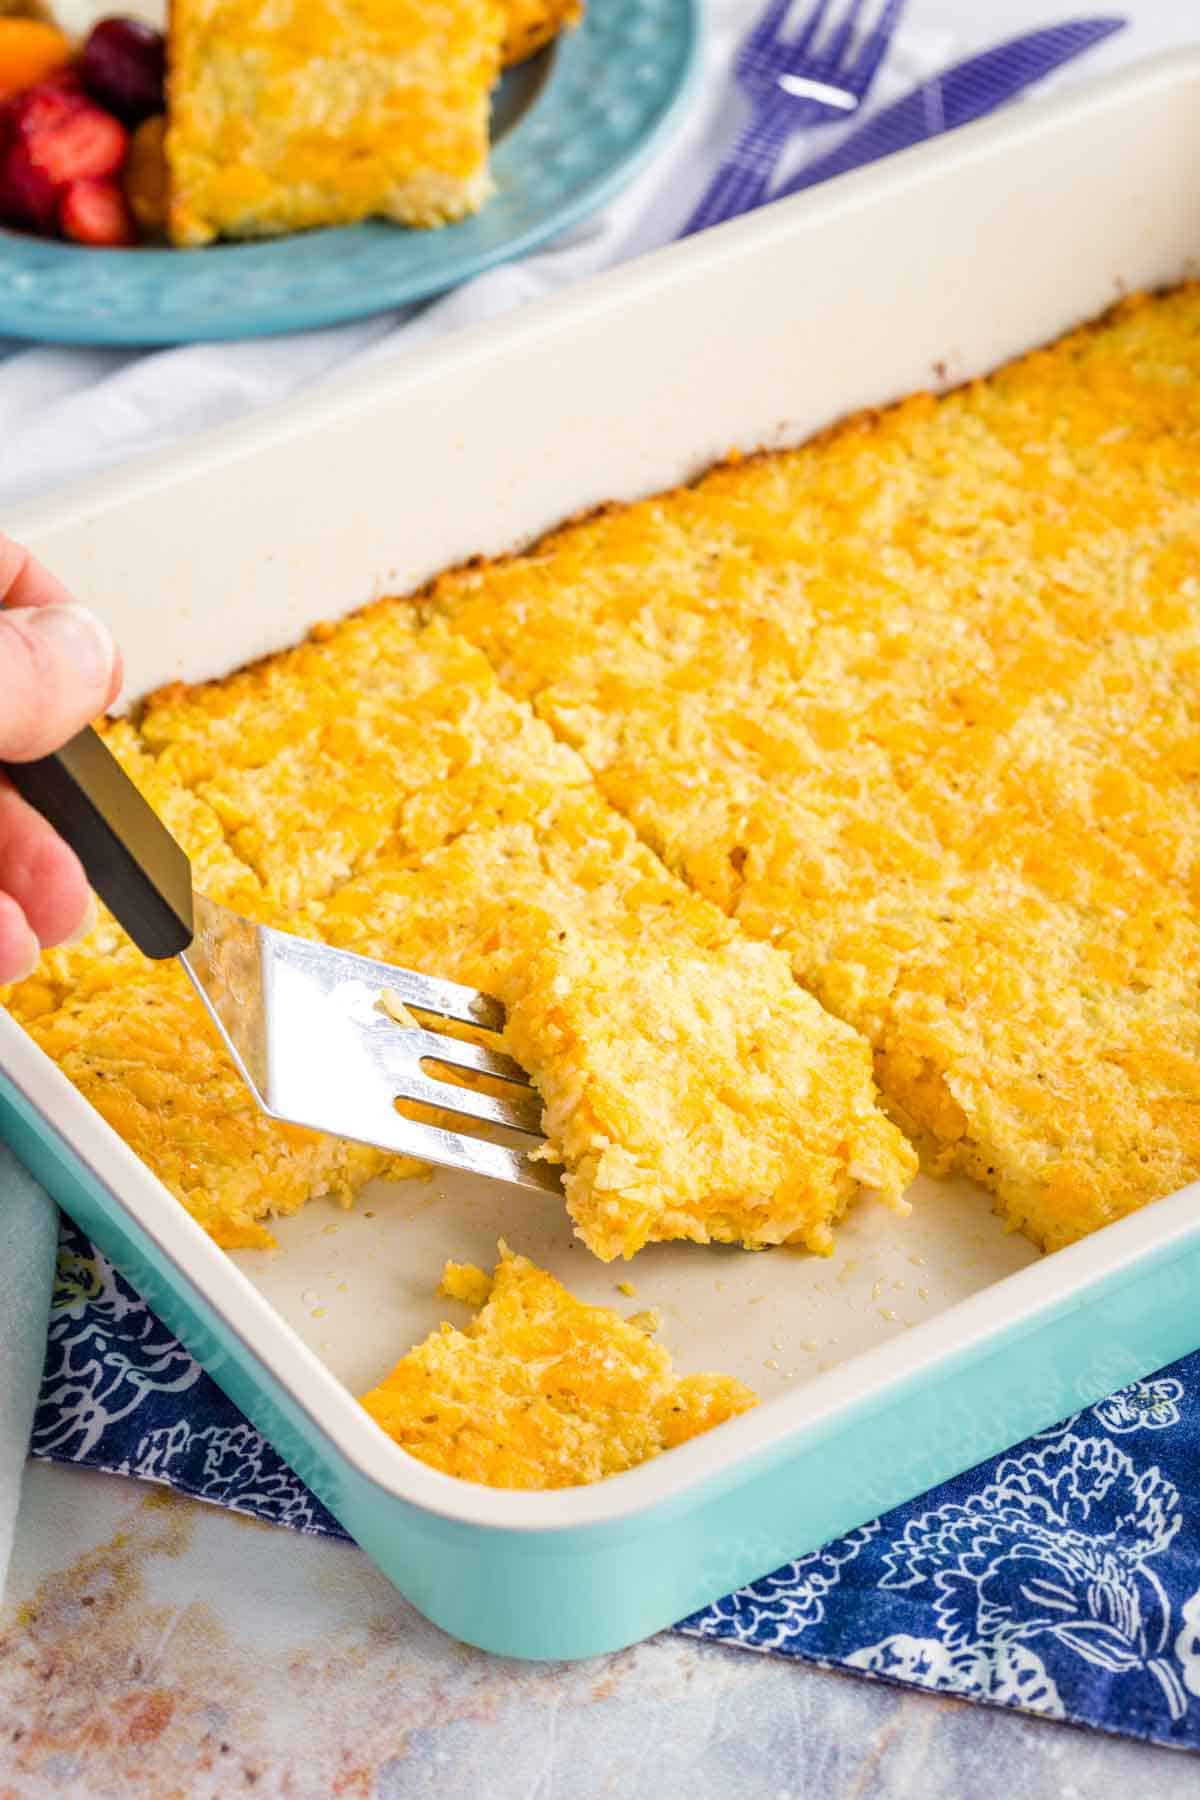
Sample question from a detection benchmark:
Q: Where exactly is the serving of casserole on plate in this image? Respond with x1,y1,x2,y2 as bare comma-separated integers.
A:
164,0,585,244
5,53,1200,1660
0,0,697,342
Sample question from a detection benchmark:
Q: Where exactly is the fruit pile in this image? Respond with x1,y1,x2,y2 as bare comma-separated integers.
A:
0,15,167,246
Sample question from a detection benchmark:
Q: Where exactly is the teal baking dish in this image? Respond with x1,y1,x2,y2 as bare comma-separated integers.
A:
5,51,1200,1660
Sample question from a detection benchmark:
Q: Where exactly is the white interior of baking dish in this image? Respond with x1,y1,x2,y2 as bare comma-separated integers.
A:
8,50,1200,1525
238,1167,1033,1403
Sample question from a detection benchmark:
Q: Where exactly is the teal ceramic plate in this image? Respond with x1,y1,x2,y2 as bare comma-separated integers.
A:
0,0,698,346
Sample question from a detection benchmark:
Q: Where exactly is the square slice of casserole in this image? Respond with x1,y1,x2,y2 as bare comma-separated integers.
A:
166,0,503,246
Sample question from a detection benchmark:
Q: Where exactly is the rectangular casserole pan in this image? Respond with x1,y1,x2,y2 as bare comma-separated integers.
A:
5,51,1200,1661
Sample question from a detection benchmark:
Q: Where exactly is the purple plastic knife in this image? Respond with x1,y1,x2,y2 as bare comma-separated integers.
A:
775,16,1126,200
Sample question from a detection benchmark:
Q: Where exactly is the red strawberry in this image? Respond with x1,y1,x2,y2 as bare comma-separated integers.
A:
0,79,130,236
59,175,136,246
5,74,84,140
0,76,78,225
24,98,127,188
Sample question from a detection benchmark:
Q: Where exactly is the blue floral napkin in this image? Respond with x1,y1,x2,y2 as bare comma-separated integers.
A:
31,1216,1200,1750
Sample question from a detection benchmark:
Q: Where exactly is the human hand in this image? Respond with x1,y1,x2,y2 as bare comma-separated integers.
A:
0,534,121,984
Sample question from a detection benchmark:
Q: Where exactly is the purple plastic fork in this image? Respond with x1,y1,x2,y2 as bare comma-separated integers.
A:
683,0,907,236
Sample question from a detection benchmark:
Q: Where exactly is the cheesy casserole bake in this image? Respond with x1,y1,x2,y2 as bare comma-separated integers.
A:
431,285,1200,1256
11,608,913,1258
10,287,1200,1296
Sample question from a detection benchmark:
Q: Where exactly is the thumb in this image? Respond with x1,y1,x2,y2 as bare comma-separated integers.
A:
0,603,118,761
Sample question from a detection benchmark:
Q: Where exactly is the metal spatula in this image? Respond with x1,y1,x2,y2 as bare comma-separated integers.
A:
4,725,558,1194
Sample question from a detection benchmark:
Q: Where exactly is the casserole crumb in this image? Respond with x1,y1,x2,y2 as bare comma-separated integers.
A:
439,1260,494,1306
501,0,581,63
379,988,421,1032
360,1245,756,1488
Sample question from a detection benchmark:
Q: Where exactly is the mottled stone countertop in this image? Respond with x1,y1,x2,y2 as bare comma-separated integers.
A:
0,1461,1194,1798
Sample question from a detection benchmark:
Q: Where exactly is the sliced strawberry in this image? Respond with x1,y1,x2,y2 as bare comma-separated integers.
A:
0,78,130,237
59,175,136,246
0,137,58,231
0,76,71,179
4,74,85,140
26,102,127,188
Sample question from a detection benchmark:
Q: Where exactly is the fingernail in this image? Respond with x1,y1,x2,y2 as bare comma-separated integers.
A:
61,891,98,947
29,603,116,693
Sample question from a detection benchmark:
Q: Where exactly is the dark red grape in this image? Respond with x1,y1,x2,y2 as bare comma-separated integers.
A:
79,17,165,126
0,137,58,232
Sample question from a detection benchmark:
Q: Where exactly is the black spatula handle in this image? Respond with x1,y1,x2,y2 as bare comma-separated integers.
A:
3,724,194,959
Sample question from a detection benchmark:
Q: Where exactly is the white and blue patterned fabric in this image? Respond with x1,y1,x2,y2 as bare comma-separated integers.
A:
30,1217,1200,1751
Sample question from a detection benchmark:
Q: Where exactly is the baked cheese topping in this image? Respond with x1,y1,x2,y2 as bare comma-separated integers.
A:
429,287,1200,1252
10,608,913,1257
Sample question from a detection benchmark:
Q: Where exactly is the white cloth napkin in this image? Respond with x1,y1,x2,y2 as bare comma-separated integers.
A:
0,0,1192,1604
